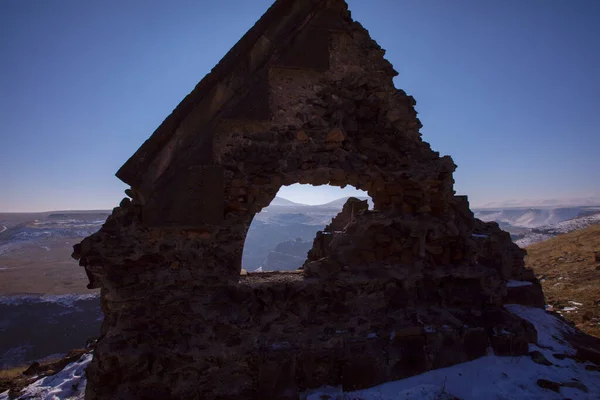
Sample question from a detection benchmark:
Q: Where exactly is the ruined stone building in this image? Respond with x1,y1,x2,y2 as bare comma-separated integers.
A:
73,0,546,398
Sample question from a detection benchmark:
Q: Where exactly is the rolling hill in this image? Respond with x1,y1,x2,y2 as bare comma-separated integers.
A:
525,224,600,338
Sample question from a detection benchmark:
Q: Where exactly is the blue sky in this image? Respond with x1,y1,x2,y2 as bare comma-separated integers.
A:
1,0,599,211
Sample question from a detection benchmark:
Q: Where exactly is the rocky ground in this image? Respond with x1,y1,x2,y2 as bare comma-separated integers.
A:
525,224,600,338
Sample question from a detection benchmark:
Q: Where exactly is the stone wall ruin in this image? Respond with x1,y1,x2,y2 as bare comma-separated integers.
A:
73,0,545,398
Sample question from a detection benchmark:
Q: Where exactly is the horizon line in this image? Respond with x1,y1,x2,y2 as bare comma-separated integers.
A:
2,197,600,214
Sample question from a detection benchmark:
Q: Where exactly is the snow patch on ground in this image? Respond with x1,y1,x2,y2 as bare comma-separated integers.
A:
269,342,292,350
0,353,92,400
304,305,599,400
0,243,21,256
506,280,533,288
424,326,436,333
504,305,575,353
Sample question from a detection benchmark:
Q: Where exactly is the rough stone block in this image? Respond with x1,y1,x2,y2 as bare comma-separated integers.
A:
143,165,224,227
275,28,330,71
257,353,298,400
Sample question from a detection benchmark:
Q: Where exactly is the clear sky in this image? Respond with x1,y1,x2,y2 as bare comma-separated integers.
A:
1,0,599,211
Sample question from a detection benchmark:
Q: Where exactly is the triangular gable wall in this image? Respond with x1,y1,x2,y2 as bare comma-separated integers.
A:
117,0,347,190
117,0,455,228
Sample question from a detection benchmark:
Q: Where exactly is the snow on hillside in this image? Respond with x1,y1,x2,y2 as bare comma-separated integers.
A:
5,306,599,399
0,353,92,400
472,206,600,247
517,212,600,247
317,196,372,209
2,219,106,241
474,207,585,229
268,197,307,207
268,196,372,209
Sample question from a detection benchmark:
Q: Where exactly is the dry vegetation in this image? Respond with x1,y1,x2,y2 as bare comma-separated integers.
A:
525,224,600,338
0,365,26,380
0,349,89,395
0,365,29,395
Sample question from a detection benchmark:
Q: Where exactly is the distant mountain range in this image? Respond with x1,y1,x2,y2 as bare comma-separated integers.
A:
2,198,599,277
265,196,371,208
243,196,370,270
476,196,600,209
514,212,600,247
473,207,598,229
473,206,600,247
267,197,306,207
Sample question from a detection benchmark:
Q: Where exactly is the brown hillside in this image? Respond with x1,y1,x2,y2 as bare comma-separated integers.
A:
525,224,600,338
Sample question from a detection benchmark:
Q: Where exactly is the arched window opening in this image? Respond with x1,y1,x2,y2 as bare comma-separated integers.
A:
242,183,372,273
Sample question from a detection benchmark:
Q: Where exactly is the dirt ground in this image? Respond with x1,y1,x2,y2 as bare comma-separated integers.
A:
0,237,94,295
525,224,600,338
0,212,105,296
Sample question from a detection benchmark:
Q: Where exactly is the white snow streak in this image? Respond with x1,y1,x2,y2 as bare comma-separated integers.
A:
0,353,91,400
507,280,534,288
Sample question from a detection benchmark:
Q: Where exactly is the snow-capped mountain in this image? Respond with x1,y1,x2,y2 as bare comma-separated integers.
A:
266,197,306,207
516,212,600,247
317,196,372,209
474,206,600,247
243,196,371,270
0,212,109,256
473,207,599,229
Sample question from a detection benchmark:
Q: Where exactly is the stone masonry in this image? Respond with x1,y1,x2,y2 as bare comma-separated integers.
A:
73,0,545,399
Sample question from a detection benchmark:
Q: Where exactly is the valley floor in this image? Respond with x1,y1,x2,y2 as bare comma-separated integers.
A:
0,236,94,295
0,295,102,369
